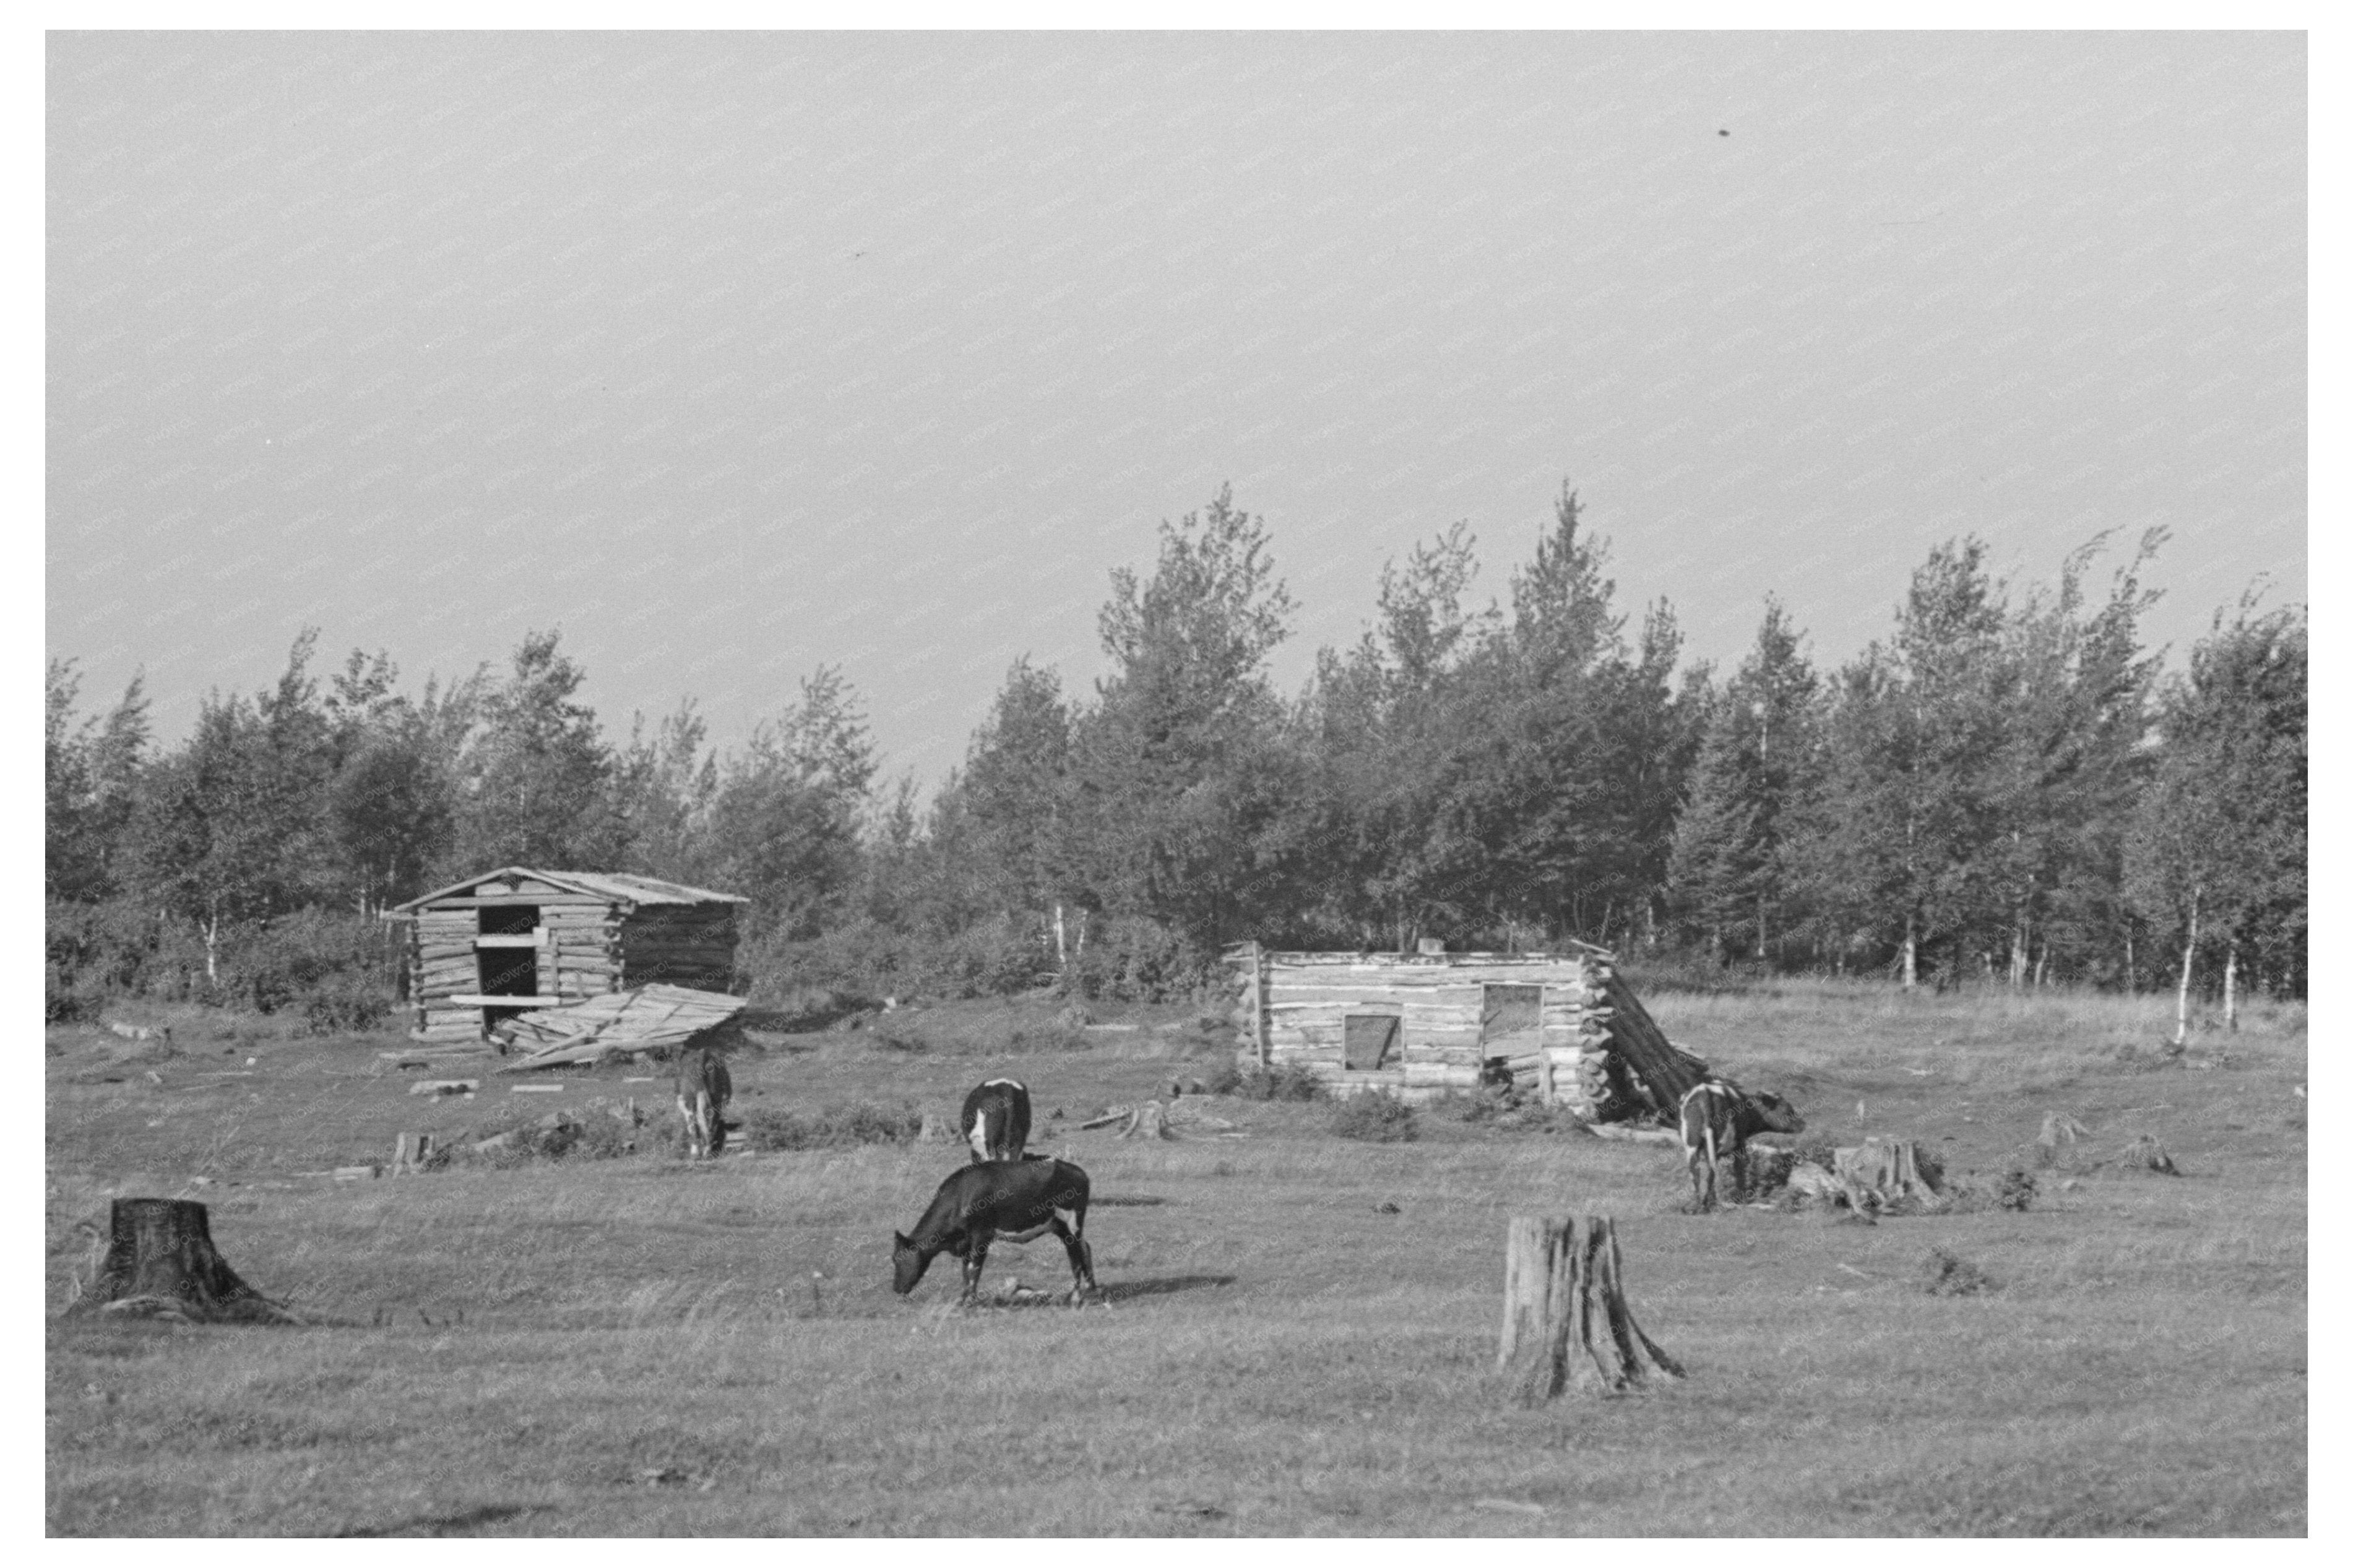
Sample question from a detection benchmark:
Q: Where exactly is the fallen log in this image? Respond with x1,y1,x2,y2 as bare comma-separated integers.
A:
1579,1122,1682,1147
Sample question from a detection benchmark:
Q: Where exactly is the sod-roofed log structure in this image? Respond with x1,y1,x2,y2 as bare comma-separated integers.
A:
386,868,749,1046
1224,942,1710,1121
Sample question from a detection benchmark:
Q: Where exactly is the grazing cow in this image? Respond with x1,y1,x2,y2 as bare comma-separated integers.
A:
1680,1077,1805,1209
892,1157,1097,1306
961,1077,1032,1163
675,1045,734,1160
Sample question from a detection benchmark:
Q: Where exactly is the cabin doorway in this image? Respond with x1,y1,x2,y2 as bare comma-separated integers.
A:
477,903,542,1033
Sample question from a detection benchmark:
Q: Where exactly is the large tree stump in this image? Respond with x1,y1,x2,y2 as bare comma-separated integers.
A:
70,1199,297,1324
1834,1138,1945,1212
1498,1215,1683,1402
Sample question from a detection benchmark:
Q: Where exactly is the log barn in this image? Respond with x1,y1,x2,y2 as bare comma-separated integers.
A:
1225,942,1711,1122
385,868,749,1046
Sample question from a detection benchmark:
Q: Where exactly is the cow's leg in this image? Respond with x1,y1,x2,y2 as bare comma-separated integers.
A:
678,1093,702,1159
1047,1215,1095,1303
961,1231,991,1306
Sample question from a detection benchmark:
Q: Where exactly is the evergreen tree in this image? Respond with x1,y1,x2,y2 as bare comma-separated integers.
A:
931,658,1078,929
1071,485,1299,952
1667,598,1819,965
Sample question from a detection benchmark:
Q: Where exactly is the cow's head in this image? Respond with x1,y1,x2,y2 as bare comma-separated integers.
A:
1747,1089,1805,1135
891,1231,932,1296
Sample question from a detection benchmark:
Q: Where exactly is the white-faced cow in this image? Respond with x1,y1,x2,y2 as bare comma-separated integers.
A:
675,1045,734,1160
1680,1077,1805,1210
892,1157,1097,1306
960,1077,1032,1163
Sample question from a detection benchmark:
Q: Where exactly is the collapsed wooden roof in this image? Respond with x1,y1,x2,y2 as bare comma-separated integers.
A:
387,866,750,915
492,984,748,1070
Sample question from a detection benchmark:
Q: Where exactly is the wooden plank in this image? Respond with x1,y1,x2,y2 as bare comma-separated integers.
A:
410,895,611,910
1402,1063,1480,1087
444,994,567,1008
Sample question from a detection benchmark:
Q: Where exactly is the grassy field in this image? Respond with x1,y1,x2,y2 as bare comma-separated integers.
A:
46,982,2306,1536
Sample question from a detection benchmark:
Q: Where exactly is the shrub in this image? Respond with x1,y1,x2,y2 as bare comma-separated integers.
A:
1789,1129,1840,1170
1331,1088,1418,1143
1065,916,1212,1003
301,976,390,1036
736,1101,925,1152
1209,1061,1325,1102
1919,1247,1997,1296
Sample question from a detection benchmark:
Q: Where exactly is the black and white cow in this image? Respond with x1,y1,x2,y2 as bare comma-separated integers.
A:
675,1045,734,1160
960,1077,1032,1163
1680,1077,1805,1209
892,1157,1097,1306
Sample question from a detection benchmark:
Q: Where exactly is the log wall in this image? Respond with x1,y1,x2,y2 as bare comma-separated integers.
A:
1231,949,1613,1112
400,889,739,1042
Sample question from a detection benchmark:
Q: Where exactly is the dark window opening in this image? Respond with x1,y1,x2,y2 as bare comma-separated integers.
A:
1344,1012,1401,1071
480,904,539,936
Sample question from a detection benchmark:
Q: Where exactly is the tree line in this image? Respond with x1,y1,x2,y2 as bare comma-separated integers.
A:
45,483,2305,1024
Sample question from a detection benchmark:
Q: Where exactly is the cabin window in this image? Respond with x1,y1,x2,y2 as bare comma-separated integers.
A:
1480,984,1543,1058
1344,1012,1401,1071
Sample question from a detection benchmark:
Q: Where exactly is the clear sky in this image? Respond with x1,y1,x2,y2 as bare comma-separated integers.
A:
46,31,2305,792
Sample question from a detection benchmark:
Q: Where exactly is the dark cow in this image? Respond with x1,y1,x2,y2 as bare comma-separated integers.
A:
892,1157,1097,1306
675,1045,734,1160
960,1077,1032,1163
1680,1077,1805,1209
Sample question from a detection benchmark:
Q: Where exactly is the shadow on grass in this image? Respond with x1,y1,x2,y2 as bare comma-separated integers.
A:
333,1502,551,1537
1097,1273,1236,1303
1092,1195,1171,1207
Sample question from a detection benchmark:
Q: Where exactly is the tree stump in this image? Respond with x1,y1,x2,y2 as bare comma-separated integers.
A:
1834,1138,1945,1212
2036,1113,2089,1168
391,1132,437,1174
1498,1215,1683,1402
70,1199,296,1324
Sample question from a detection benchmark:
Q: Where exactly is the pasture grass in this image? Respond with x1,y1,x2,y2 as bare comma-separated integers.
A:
46,983,2304,1536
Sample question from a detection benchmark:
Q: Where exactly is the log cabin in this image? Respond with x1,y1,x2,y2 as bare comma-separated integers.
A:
384,868,749,1046
1223,941,1712,1122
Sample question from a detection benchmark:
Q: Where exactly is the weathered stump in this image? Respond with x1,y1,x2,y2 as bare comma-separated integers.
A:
391,1132,438,1174
70,1198,296,1324
1834,1138,1944,1212
2036,1113,2090,1168
1498,1215,1683,1402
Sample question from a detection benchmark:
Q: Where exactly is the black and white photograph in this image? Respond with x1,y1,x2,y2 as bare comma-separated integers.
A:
43,25,2308,1538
